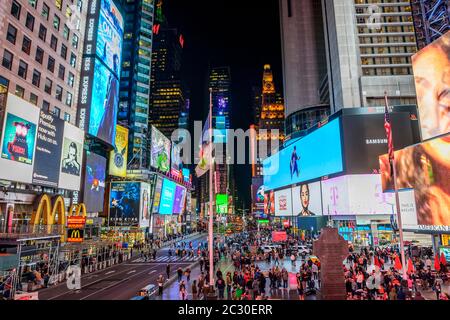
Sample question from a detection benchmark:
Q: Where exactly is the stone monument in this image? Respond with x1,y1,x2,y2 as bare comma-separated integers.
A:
313,227,348,300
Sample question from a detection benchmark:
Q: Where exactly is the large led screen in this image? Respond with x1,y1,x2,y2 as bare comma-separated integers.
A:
109,181,140,226
412,30,450,141
83,152,106,213
88,60,119,146
292,181,322,216
152,176,163,213
159,178,176,214
263,118,343,191
380,134,450,229
151,126,171,173
173,185,186,215
264,190,275,215
96,0,123,78
140,182,151,227
109,125,128,177
216,194,228,214
274,188,292,217
58,122,84,191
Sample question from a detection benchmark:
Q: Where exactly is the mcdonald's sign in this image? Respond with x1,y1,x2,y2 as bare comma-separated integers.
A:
67,228,84,243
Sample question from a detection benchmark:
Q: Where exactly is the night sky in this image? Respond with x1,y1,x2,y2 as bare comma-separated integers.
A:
164,0,283,209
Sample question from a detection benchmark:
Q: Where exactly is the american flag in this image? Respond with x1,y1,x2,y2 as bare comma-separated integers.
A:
384,94,394,162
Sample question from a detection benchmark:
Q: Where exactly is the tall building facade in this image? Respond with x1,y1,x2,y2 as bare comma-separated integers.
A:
0,0,87,123
118,0,154,168
322,0,418,112
410,0,450,49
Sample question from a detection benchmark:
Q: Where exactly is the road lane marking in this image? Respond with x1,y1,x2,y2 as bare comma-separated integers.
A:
149,270,157,275
105,271,115,275
127,270,136,274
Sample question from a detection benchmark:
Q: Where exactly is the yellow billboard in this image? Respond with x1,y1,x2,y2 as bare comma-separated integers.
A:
109,125,128,177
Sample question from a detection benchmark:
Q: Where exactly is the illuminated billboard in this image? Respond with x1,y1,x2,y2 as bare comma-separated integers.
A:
263,118,343,191
83,152,107,213
58,122,85,191
109,181,140,226
152,176,163,213
216,194,228,214
150,126,171,173
109,125,128,177
264,190,275,215
173,185,186,214
159,178,176,214
292,181,322,216
412,30,450,141
274,188,292,217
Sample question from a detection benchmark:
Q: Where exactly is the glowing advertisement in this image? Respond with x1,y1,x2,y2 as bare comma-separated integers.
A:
380,134,450,229
264,190,275,215
412,30,450,141
151,126,171,173
173,185,186,215
216,194,228,214
83,152,106,213
274,188,292,217
171,143,183,172
109,125,128,177
182,168,190,183
159,178,176,214
140,182,151,228
109,182,140,226
58,122,84,191
0,94,39,183
152,176,163,213
292,181,322,216
263,118,343,191
96,0,124,78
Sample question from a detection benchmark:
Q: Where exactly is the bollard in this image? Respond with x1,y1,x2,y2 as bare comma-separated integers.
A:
102,261,106,269
89,265,93,273
84,266,88,274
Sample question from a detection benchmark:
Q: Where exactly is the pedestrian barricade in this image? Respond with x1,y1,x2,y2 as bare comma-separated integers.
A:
102,261,106,269
84,266,88,274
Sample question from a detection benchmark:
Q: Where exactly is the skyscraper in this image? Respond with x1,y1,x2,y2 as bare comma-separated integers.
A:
118,0,154,168
322,0,418,111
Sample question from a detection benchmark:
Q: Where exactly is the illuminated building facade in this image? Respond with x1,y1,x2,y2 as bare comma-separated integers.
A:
118,0,154,168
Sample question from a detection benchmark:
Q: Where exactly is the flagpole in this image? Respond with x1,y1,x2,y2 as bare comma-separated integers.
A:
208,88,215,289
385,93,407,280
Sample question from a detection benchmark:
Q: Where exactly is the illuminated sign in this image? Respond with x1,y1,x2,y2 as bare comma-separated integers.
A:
67,228,84,243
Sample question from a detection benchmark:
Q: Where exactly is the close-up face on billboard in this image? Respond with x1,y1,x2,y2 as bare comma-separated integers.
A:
292,181,322,216
412,30,450,141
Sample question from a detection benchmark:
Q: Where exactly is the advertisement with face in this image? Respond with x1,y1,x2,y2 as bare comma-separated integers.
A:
151,126,171,173
292,181,322,216
83,152,106,213
58,122,84,191
109,125,128,177
32,111,64,187
96,0,123,78
264,190,275,215
140,182,151,228
412,30,450,141
274,188,292,217
263,118,343,191
171,143,183,173
159,178,176,214
0,94,39,183
380,134,450,228
251,177,264,212
109,182,139,226
173,185,186,215
152,176,163,213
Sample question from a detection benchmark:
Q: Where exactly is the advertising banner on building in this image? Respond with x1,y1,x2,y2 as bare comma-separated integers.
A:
109,124,128,177
272,231,287,242
173,185,186,215
159,178,176,214
150,126,171,173
83,152,106,213
216,194,228,214
0,94,39,184
32,110,64,187
58,121,84,191
292,181,322,216
274,188,292,217
152,176,163,213
412,30,450,141
264,190,275,215
140,182,151,228
171,143,183,175
251,177,264,213
109,181,140,226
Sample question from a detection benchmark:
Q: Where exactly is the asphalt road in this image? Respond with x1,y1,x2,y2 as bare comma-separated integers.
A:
38,234,207,300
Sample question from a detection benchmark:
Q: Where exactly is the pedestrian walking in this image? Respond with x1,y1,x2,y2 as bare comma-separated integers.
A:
185,268,191,282
157,274,165,296
166,263,171,279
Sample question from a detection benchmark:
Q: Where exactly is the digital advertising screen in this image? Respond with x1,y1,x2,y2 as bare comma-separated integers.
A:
264,190,275,215
272,231,287,242
263,118,343,191
32,111,64,187
380,133,450,229
58,122,84,191
171,143,183,173
140,182,151,228
109,125,128,177
412,30,450,141
83,152,106,213
88,60,119,146
159,178,176,214
182,168,190,183
150,126,171,173
251,177,264,212
216,194,228,214
292,181,322,216
109,181,140,226
0,94,39,184
152,176,163,213
96,0,124,78
274,188,292,217
173,185,186,214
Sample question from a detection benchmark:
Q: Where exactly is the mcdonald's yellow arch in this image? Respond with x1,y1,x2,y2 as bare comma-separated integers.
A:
69,203,87,217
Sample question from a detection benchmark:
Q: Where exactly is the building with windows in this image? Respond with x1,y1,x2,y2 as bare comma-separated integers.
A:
0,0,86,124
322,0,418,112
118,0,154,169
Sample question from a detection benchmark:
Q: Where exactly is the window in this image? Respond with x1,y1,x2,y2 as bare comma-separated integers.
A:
70,53,76,68
63,24,70,40
18,60,28,79
64,112,70,122
26,13,35,31
32,69,41,87
2,50,14,70
55,85,63,101
22,36,32,55
7,24,18,44
11,1,21,20
44,78,52,94
67,72,74,87
15,85,25,98
39,24,47,41
47,56,55,72
66,92,72,107
53,106,60,118
60,44,67,59
30,93,38,105
50,35,58,51
42,100,50,111
35,47,44,64
72,34,79,49
53,14,60,31
55,0,62,10
58,64,65,80
28,0,38,9
41,3,50,20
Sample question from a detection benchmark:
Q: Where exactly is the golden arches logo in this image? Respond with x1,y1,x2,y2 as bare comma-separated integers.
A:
68,203,87,217
70,229,80,239
31,194,66,237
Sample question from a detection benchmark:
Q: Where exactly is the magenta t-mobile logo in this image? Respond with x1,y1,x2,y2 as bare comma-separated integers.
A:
330,186,339,206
